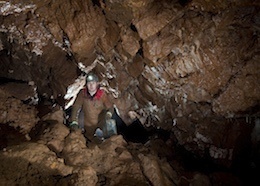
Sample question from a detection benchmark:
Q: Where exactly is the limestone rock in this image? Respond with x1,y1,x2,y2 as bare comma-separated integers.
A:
0,89,39,134
0,142,73,185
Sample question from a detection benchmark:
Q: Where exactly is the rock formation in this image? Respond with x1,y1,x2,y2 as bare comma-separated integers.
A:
0,0,259,185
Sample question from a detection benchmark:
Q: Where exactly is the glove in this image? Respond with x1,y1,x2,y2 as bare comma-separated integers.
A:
106,111,112,119
69,121,79,131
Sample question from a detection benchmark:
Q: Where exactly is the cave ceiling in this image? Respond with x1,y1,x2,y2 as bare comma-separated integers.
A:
0,0,259,128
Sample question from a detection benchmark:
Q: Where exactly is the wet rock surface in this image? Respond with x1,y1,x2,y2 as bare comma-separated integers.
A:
0,0,259,185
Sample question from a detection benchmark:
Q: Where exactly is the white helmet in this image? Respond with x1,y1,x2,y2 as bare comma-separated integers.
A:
86,72,99,82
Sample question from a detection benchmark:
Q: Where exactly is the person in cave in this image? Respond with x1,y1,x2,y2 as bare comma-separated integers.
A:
69,72,116,142
68,71,152,144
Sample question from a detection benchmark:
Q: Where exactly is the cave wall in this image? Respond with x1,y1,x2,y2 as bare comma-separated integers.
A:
0,0,259,165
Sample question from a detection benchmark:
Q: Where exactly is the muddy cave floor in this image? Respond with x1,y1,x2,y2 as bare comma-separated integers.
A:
0,107,259,185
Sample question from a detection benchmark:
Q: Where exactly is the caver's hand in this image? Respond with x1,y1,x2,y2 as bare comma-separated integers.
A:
106,111,112,119
69,121,79,131
128,111,139,120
